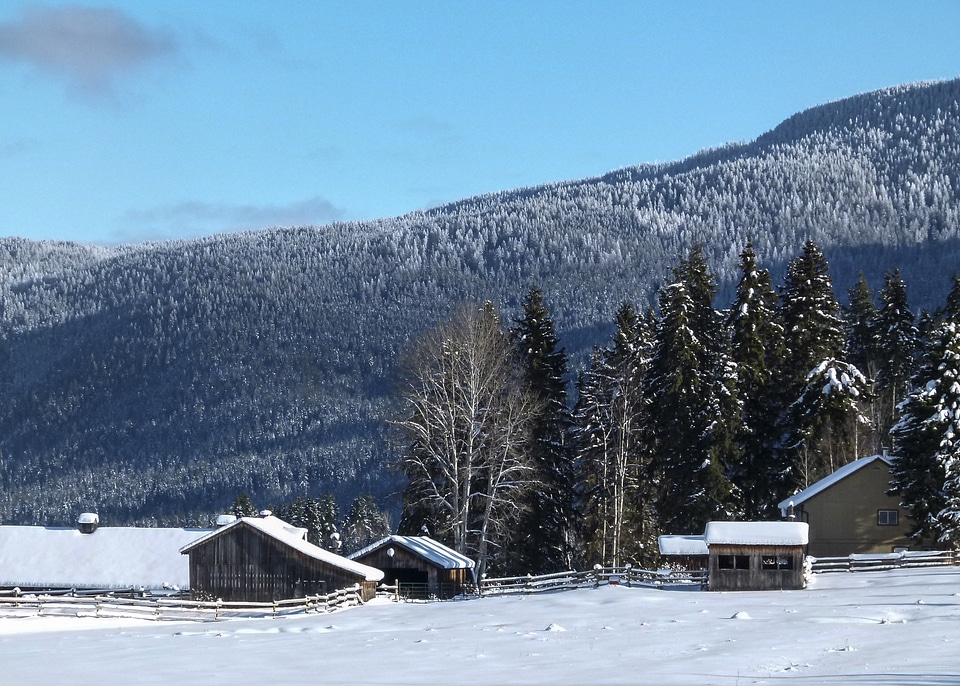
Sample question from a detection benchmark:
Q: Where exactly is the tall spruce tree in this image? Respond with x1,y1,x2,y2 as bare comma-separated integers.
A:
571,303,655,567
874,269,918,443
340,494,391,555
844,273,879,381
777,241,859,490
646,247,738,535
890,321,960,547
508,287,574,573
727,241,784,518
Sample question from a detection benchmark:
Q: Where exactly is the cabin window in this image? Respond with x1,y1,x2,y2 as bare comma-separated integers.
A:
717,555,750,570
761,555,794,571
878,509,899,526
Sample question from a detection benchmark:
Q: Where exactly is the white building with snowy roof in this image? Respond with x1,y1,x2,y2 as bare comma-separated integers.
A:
0,514,210,594
347,535,475,599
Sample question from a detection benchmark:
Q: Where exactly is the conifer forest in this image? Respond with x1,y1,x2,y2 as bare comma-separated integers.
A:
3,78,960,573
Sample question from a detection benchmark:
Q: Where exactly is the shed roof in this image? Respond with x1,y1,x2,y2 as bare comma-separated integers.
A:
0,525,210,591
658,535,709,556
776,454,894,515
704,521,809,547
179,516,384,582
347,535,475,569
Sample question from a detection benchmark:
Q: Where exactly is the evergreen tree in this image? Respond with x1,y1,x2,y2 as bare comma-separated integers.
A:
844,273,879,381
727,241,784,518
572,303,655,567
777,241,855,490
647,247,738,535
340,494,391,555
508,287,575,573
874,269,918,442
230,492,258,518
890,321,960,547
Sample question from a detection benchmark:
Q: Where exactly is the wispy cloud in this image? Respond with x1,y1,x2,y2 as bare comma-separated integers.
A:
118,195,345,243
0,4,177,97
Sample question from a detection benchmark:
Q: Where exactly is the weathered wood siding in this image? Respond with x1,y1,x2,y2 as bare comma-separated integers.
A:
708,544,805,592
351,545,470,598
187,523,372,602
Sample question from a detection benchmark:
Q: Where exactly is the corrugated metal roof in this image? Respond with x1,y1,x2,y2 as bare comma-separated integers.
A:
179,516,384,582
0,525,210,590
347,535,475,569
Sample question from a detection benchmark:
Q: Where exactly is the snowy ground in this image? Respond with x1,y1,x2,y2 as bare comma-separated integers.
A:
1,567,958,685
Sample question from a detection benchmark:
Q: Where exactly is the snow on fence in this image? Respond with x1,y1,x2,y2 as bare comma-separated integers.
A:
479,565,707,596
810,549,958,573
0,585,364,622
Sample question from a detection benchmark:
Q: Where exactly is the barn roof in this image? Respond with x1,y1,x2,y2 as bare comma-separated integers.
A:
0,525,210,591
776,453,894,516
704,521,809,547
658,535,708,556
347,535,475,569
179,516,384,582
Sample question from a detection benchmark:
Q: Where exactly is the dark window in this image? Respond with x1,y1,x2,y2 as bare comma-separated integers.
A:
878,509,899,526
762,555,795,570
718,555,750,570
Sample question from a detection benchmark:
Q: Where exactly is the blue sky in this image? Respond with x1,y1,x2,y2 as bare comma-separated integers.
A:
1,1,959,245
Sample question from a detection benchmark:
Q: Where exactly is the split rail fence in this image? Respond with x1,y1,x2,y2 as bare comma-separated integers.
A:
479,566,707,596
809,549,958,573
0,585,364,622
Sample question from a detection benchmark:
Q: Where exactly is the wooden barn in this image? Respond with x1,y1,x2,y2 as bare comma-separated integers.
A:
704,521,809,592
347,535,475,599
180,514,383,602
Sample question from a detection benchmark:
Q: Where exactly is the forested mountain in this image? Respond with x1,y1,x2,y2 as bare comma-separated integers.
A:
2,77,959,528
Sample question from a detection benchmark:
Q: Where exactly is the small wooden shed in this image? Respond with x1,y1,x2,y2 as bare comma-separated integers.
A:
657,534,708,570
704,521,808,592
347,535,475,599
180,515,383,602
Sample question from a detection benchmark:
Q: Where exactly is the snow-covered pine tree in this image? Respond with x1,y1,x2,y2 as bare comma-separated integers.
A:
874,269,918,442
646,247,737,535
890,320,960,546
572,303,655,568
340,494,391,555
777,240,857,490
844,273,879,382
727,241,785,519
508,287,575,574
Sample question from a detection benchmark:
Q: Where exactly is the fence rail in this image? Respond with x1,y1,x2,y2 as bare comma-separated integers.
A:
479,566,707,596
0,585,363,622
810,549,958,573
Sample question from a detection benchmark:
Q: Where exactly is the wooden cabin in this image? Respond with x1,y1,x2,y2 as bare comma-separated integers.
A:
348,535,475,599
657,534,708,571
777,454,924,557
704,521,808,592
180,515,383,602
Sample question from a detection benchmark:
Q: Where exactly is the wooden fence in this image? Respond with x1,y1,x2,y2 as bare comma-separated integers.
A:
479,566,707,596
810,549,958,573
0,585,364,622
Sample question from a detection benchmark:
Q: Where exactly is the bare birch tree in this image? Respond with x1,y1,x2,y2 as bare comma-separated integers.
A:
393,302,540,578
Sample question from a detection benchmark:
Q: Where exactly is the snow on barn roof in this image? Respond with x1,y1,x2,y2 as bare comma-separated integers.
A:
658,535,709,556
347,535,475,569
0,524,211,591
776,453,894,516
179,516,384,582
704,521,809,547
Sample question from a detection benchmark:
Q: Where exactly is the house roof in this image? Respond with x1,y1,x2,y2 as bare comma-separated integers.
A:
658,535,709,556
347,535,475,569
0,525,211,591
179,516,384,582
704,521,809,547
776,454,894,516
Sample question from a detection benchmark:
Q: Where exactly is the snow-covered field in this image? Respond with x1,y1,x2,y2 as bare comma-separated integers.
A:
1,567,958,685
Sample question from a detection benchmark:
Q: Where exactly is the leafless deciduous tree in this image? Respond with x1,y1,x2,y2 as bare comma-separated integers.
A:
393,302,541,578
